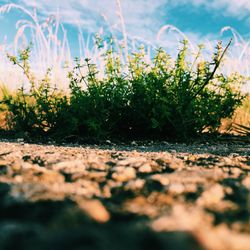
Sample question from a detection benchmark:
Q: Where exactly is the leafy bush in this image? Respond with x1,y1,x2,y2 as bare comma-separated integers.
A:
68,39,244,139
2,39,245,140
2,47,73,136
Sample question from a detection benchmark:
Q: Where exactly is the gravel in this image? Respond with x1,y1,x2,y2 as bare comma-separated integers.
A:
0,140,249,250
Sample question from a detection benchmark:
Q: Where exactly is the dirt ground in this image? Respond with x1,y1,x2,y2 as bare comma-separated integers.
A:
0,139,250,250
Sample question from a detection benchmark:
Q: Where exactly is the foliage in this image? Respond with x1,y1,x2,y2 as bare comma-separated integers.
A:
2,47,73,136
1,40,245,140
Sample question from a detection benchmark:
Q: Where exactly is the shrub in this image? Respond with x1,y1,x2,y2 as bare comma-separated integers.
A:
68,39,244,139
2,47,73,136
2,39,245,140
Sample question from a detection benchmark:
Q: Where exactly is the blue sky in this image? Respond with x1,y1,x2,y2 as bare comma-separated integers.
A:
0,0,249,56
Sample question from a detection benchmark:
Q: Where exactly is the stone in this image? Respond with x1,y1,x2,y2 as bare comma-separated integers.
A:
53,160,86,173
242,177,250,189
117,157,148,168
150,174,170,186
138,164,152,173
112,167,136,182
168,183,185,195
155,155,184,171
197,184,224,207
76,199,110,223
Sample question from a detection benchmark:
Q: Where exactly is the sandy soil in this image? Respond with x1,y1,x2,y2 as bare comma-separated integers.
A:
0,140,249,250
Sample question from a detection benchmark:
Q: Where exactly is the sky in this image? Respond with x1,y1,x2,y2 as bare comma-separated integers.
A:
0,0,249,56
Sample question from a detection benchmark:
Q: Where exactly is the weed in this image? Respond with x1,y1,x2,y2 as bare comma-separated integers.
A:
2,47,72,136
67,39,244,139
1,39,245,141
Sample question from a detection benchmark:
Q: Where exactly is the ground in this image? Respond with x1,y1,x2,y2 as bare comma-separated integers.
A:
0,139,250,250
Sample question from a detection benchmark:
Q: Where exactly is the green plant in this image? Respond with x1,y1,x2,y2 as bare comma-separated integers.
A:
3,39,245,141
68,45,131,137
67,39,244,139
3,47,73,136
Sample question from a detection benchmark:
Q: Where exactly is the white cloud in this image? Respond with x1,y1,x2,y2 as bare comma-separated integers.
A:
172,0,250,18
17,0,167,43
2,0,249,54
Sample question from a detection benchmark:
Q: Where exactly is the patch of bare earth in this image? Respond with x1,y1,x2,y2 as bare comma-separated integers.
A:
0,140,249,250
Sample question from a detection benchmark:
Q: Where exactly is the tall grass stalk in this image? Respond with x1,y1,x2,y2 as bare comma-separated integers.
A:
0,1,249,92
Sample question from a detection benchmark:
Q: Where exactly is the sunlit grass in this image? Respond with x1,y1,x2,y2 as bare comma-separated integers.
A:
0,2,249,89
234,96,250,126
220,95,250,134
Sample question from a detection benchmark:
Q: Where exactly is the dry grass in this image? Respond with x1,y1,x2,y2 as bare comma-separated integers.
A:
233,96,250,125
220,95,250,135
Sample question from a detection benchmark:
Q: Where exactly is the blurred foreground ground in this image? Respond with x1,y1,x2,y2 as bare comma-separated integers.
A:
0,140,250,250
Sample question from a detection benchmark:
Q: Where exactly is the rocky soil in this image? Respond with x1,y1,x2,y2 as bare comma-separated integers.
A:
0,139,250,250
